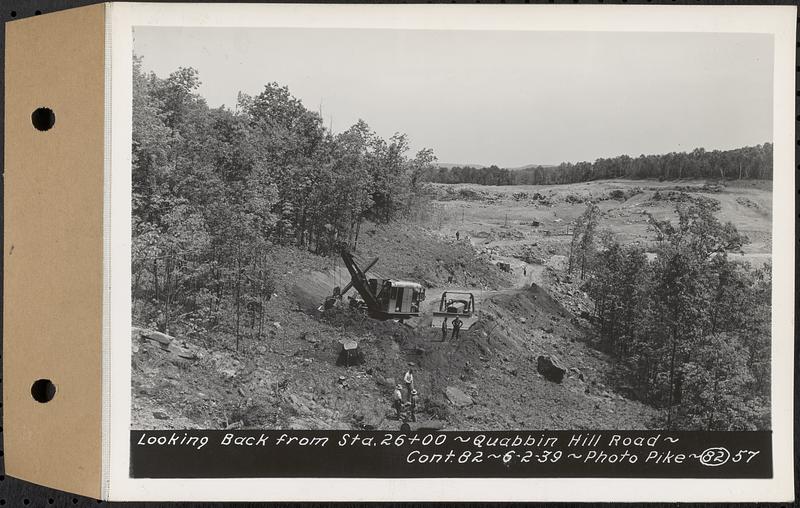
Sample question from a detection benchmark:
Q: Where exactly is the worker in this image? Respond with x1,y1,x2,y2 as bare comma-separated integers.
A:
456,231,460,241
451,316,463,341
409,389,419,422
523,266,527,276
404,369,414,398
441,318,448,341
393,384,404,419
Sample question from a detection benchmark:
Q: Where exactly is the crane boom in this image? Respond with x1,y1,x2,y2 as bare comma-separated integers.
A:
339,256,378,297
341,250,381,310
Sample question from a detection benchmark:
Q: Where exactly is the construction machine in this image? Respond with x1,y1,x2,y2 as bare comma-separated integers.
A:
325,250,426,321
431,291,479,330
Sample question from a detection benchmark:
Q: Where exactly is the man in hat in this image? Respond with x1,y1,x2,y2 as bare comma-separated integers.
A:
403,369,414,399
441,318,448,342
392,384,404,420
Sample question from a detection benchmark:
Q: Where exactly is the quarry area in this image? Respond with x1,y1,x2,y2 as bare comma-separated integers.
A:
132,179,771,431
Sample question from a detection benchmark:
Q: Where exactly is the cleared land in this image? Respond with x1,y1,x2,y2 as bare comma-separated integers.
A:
430,179,771,266
132,179,771,431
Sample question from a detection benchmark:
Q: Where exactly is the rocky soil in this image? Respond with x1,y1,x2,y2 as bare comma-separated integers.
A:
133,179,770,431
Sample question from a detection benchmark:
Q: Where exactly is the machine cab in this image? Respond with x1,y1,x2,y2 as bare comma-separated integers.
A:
370,279,426,317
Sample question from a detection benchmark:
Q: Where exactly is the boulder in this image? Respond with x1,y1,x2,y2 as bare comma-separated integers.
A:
141,330,174,349
445,386,474,407
537,355,566,383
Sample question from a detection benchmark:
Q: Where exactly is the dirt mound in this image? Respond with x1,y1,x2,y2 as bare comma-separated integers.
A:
357,222,512,290
525,282,569,316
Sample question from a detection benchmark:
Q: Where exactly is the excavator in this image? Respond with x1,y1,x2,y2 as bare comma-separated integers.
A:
324,250,426,321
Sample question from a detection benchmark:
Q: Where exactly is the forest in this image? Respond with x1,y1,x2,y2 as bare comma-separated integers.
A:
424,143,773,186
131,58,436,338
567,200,770,430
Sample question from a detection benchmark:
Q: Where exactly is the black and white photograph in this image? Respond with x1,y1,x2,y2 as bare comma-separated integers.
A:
129,24,777,436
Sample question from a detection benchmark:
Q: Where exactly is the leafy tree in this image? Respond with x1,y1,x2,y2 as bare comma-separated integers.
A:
568,203,600,278
131,56,436,351
582,199,770,430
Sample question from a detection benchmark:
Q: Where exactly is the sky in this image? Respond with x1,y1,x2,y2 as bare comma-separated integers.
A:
133,27,773,167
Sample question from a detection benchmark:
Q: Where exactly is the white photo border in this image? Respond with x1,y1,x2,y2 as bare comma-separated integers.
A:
106,2,796,501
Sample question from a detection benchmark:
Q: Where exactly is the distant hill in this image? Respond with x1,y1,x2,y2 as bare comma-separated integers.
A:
508,163,558,171
435,162,486,169
435,162,557,170
423,143,772,186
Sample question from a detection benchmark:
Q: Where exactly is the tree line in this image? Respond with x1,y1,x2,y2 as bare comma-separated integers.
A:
567,199,770,430
423,144,773,186
132,57,436,344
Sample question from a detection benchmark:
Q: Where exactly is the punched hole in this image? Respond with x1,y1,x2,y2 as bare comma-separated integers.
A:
31,379,56,403
31,107,55,131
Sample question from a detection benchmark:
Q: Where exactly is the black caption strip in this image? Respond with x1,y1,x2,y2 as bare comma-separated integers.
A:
130,430,771,479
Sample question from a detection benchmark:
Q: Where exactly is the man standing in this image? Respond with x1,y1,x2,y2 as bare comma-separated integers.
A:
456,231,460,241
393,384,404,420
409,389,419,422
403,369,414,399
451,316,463,341
441,318,448,341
